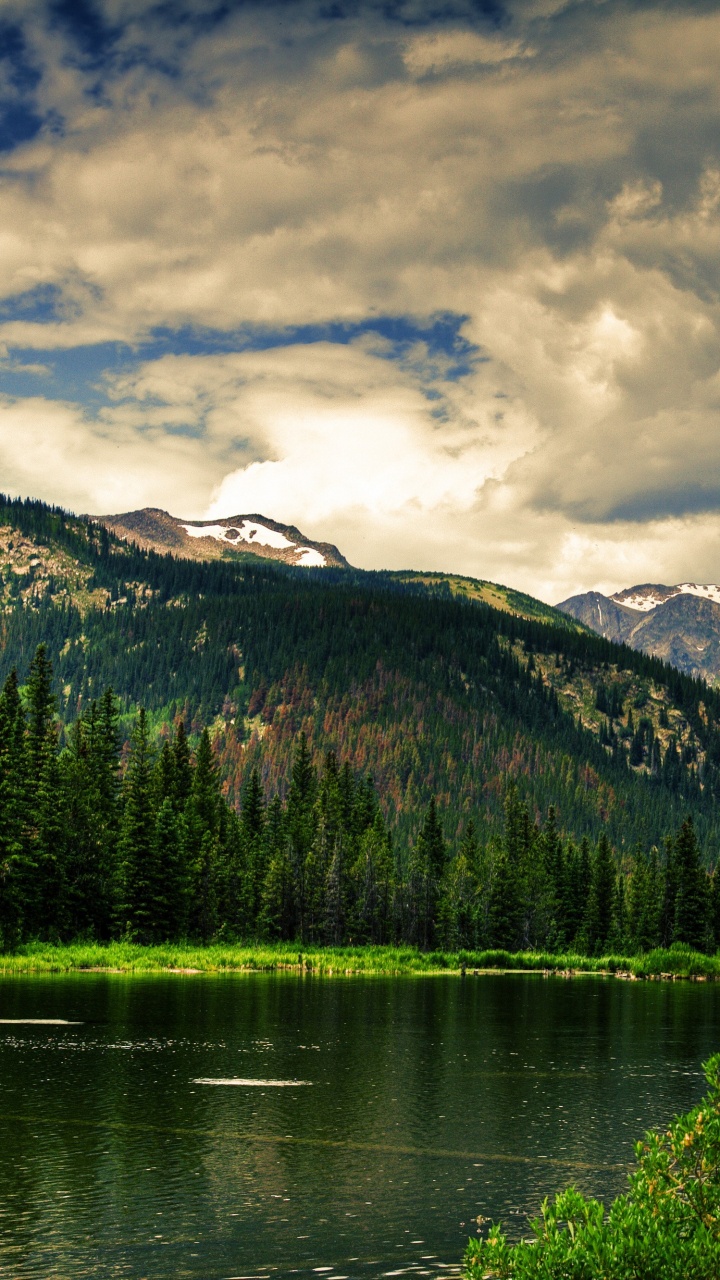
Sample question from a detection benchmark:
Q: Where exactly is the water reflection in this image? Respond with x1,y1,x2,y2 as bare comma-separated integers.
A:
0,973,718,1279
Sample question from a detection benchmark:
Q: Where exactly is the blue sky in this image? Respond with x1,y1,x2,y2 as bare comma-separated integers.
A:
1,0,720,599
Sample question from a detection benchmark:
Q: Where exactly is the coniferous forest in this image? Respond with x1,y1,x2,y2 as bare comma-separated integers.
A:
1,642,718,954
2,495,720,954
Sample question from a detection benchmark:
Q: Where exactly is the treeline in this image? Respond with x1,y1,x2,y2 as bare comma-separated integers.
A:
1,646,717,953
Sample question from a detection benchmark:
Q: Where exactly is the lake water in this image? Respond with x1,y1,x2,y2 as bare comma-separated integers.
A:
0,973,719,1279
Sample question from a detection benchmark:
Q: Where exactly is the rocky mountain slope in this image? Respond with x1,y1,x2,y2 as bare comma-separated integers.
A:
96,507,350,569
556,583,720,682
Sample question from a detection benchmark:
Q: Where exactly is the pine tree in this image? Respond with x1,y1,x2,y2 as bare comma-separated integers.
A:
25,643,56,788
189,729,221,836
562,837,589,947
153,797,188,939
354,810,394,944
241,767,266,928
628,845,661,952
34,752,70,940
0,669,30,949
487,848,524,950
118,708,159,941
259,797,294,939
438,820,479,951
711,866,720,952
407,798,446,949
172,718,193,810
673,818,710,951
286,733,318,938
584,833,615,954
193,830,218,943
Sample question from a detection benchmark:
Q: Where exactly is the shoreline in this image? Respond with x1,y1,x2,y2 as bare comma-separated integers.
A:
0,943,718,980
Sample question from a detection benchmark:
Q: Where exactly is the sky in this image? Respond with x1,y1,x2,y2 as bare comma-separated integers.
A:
0,0,719,602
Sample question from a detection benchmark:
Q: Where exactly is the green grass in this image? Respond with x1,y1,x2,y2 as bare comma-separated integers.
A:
0,942,718,977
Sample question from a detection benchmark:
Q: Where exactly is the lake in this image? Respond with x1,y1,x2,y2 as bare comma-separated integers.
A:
0,972,718,1279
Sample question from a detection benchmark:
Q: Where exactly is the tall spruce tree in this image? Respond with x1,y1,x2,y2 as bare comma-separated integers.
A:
0,669,30,949
26,643,56,789
118,708,159,941
585,833,615,954
673,818,710,951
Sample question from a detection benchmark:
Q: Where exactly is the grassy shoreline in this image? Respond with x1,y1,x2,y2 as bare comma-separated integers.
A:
0,942,718,978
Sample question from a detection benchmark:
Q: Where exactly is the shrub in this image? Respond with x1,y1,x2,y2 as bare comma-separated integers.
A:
464,1053,720,1279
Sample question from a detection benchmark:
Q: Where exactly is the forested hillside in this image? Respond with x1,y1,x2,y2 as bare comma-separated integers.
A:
1,649,716,954
2,493,720,869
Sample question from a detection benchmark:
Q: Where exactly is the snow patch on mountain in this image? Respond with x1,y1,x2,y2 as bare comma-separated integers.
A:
610,583,720,612
295,547,326,567
182,520,294,550
611,590,668,612
180,519,327,567
676,583,720,604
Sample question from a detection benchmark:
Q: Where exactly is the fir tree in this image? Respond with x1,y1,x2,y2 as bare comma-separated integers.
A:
25,643,56,788
628,845,661,952
153,797,188,939
673,818,710,951
407,798,446,949
585,833,615,954
241,767,266,926
259,797,294,939
487,848,524,950
0,669,30,949
118,708,158,941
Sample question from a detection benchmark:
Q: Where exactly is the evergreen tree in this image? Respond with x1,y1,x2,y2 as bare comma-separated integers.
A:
628,845,662,952
153,797,188,939
259,797,294,939
240,767,266,927
0,669,30,949
407,798,446,949
34,751,70,940
438,820,478,950
585,833,615,954
673,818,710,951
487,848,524,950
285,733,318,939
354,810,394,944
25,643,56,788
193,830,219,944
118,708,159,940
172,719,193,810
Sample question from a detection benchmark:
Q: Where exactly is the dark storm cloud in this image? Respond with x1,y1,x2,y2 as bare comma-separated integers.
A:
605,486,720,523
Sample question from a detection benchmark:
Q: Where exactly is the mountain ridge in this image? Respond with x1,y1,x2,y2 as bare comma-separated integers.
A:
95,507,350,569
3,491,720,859
557,583,720,682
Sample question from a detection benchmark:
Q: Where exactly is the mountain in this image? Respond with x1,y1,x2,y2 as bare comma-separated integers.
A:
95,507,350,569
556,583,720,682
386,570,585,631
3,493,720,861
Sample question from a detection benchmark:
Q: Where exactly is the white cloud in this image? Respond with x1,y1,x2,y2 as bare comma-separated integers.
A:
1,3,720,599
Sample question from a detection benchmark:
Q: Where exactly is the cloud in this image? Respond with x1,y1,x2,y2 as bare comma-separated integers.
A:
1,1,720,599
403,31,532,75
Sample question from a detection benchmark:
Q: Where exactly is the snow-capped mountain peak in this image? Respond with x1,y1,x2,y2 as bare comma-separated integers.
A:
95,508,349,569
610,583,720,612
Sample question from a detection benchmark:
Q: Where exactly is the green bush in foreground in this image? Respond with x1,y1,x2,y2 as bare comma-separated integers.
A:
464,1053,720,1280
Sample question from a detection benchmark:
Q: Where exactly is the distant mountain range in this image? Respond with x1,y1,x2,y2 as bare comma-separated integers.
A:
16,490,720,690
96,508,350,569
556,583,720,682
